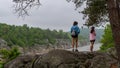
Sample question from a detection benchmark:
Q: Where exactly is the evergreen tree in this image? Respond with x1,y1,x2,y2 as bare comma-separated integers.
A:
100,24,114,51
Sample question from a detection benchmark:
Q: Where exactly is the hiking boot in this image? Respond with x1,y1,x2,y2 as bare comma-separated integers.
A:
75,49,78,52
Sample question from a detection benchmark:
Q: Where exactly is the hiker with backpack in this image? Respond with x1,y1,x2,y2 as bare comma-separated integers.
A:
89,26,96,52
70,21,80,52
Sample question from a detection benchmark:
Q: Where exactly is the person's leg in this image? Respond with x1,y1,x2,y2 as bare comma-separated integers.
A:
75,37,78,52
75,38,78,49
90,41,94,52
72,38,75,51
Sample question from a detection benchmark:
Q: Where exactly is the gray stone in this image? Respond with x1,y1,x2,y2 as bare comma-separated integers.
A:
4,49,117,68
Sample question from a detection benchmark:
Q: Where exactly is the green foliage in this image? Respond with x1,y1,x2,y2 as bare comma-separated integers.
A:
100,24,114,52
0,23,70,47
82,0,107,26
0,46,20,61
0,47,20,67
67,0,108,26
0,61,4,68
0,23,90,48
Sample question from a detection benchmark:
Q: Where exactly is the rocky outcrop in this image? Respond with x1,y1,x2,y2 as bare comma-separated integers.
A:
4,54,36,68
32,50,117,68
4,49,117,68
0,38,9,49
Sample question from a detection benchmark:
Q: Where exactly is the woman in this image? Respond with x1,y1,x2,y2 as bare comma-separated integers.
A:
70,21,80,52
89,26,96,52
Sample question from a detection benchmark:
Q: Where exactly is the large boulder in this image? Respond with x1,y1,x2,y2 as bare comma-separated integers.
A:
4,55,36,68
4,49,117,68
32,50,117,68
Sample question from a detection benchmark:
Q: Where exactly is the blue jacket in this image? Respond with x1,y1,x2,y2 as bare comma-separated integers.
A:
71,25,80,35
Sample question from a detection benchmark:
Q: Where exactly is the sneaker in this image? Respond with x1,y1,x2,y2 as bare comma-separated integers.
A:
75,49,78,52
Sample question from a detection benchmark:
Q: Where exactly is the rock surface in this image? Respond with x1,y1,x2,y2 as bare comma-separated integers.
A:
4,49,117,68
0,38,9,49
4,55,36,68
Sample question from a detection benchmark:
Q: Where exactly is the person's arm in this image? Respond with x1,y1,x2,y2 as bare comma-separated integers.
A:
94,31,96,36
77,27,80,34
70,27,73,33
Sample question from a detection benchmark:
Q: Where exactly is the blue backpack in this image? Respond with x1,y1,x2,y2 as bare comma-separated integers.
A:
71,26,80,37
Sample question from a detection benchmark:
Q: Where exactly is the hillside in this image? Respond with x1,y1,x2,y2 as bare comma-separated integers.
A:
0,23,70,47
0,23,89,49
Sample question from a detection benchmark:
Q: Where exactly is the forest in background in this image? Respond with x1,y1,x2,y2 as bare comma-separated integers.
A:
0,23,70,47
0,23,103,48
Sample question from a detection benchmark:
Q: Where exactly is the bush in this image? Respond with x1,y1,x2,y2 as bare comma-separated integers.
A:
0,61,4,68
0,46,21,61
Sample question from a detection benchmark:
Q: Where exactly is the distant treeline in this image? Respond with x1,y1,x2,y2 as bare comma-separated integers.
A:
0,23,104,47
0,23,70,47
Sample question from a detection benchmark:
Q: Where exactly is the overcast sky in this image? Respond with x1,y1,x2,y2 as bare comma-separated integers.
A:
0,0,85,32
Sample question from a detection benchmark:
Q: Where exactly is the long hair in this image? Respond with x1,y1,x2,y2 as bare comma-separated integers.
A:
90,26,95,33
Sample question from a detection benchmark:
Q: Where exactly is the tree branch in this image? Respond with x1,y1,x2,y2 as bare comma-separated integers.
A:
13,0,41,17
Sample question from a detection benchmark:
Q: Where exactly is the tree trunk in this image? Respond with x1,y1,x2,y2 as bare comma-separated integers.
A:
107,0,120,66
